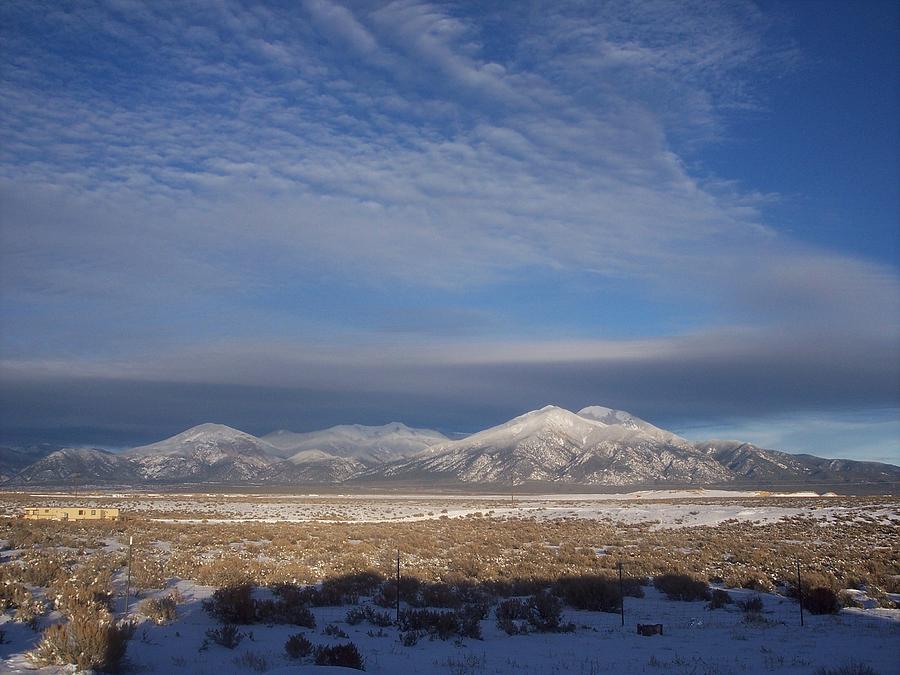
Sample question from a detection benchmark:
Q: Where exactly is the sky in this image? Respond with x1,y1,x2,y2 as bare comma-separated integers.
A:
0,0,898,463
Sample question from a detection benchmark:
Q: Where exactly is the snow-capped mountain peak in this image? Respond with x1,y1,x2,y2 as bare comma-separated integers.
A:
261,422,449,465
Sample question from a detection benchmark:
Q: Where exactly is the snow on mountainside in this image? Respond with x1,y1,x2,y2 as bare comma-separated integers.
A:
8,447,141,484
0,444,61,481
576,406,689,446
372,405,732,485
262,422,449,465
699,440,900,483
3,406,899,487
124,423,283,482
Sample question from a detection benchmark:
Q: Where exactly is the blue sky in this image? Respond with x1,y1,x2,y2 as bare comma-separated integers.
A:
1,0,898,462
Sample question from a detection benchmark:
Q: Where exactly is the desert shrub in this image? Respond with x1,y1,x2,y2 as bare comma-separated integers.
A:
654,573,711,601
30,607,133,672
324,623,349,638
496,598,530,635
526,592,571,632
1,578,46,625
20,554,66,588
345,605,393,627
804,587,840,615
708,589,732,609
740,576,774,593
812,662,879,675
399,608,459,640
314,642,364,670
285,632,313,659
203,585,255,624
400,630,422,646
496,594,570,634
204,624,243,649
345,606,367,625
374,576,422,608
320,571,383,603
131,553,168,591
456,603,486,639
48,554,117,615
419,582,463,608
139,595,177,624
737,595,764,613
256,597,316,627
233,651,268,672
554,575,643,612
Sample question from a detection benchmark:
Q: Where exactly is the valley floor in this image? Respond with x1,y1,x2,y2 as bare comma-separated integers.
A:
1,491,898,674
2,580,898,674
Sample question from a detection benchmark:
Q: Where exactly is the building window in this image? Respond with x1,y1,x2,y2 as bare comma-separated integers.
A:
78,510,84,515
91,510,96,515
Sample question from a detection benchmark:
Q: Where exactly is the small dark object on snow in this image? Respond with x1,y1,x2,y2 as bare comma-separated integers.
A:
637,623,663,636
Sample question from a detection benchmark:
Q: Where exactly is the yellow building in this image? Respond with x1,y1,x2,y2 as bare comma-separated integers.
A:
23,506,120,521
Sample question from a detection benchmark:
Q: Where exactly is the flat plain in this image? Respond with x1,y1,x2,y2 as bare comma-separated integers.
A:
1,490,898,674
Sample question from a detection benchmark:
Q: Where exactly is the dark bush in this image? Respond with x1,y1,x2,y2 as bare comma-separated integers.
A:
737,595,764,613
804,587,840,615
31,609,132,672
496,593,571,634
324,623,349,638
526,592,571,633
554,575,643,612
708,589,732,609
419,582,463,608
374,576,421,608
345,606,367,625
345,605,393,628
455,603,486,639
314,642,365,670
204,624,243,649
654,573,711,601
255,598,316,627
398,608,459,640
496,598,530,635
203,585,254,624
284,633,313,659
316,571,383,606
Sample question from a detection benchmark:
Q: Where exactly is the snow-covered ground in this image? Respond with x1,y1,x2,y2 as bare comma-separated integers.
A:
2,581,897,674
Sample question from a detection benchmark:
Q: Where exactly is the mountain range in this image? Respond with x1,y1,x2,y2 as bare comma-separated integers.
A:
2,405,898,489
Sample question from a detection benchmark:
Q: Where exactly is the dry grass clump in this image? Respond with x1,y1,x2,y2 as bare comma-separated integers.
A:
139,592,179,624
30,605,134,672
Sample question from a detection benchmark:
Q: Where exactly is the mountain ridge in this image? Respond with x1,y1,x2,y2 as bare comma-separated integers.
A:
3,406,898,489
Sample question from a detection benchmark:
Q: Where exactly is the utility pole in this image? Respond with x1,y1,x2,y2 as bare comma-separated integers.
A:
123,535,133,617
618,561,624,627
395,549,401,626
796,559,804,627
